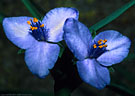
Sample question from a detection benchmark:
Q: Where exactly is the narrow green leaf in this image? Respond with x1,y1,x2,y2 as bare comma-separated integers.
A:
58,41,67,58
59,47,65,58
89,0,135,32
0,14,4,23
108,83,135,96
91,29,96,39
21,0,42,19
124,53,135,61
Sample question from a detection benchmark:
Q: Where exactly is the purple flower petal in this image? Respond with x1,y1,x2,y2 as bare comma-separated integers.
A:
77,59,110,89
25,41,60,78
42,7,79,42
3,17,35,49
64,18,92,60
94,30,131,66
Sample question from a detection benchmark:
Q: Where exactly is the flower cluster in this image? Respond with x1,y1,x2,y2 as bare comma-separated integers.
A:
2,7,131,89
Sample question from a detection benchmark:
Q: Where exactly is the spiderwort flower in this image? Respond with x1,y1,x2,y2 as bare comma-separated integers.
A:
63,18,131,89
2,7,79,78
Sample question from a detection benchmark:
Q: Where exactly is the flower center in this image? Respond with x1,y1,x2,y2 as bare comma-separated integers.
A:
27,18,48,41
89,39,108,58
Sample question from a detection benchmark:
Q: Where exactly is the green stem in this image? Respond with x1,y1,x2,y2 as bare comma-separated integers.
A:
21,0,42,19
89,0,135,32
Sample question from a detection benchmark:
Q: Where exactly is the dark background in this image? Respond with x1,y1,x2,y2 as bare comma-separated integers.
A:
0,0,135,96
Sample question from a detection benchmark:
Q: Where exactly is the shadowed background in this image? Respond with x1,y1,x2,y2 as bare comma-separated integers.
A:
0,0,135,96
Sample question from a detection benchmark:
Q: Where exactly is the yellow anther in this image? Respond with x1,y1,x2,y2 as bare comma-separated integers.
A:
34,27,38,30
40,24,44,27
98,41,100,43
99,45,103,48
33,18,38,23
31,27,35,31
31,27,37,30
103,41,105,43
30,26,32,29
103,39,107,43
98,41,102,45
93,44,97,48
27,21,31,25
103,44,108,47
98,39,103,44
98,39,103,42
104,39,107,42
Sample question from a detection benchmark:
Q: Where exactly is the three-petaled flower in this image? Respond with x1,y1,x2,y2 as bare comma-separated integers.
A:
63,18,131,89
2,7,79,78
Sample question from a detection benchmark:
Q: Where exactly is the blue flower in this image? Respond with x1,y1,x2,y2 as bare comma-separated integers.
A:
2,7,79,78
63,18,131,89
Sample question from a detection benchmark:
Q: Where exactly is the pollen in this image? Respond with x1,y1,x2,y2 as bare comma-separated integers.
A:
40,24,44,27
99,45,103,48
93,44,97,48
27,21,31,25
33,18,38,23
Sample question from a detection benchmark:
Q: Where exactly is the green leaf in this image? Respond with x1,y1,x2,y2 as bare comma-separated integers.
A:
72,57,77,65
116,66,135,84
17,49,25,54
89,0,135,32
108,67,115,73
108,83,135,96
21,0,42,19
124,53,135,61
59,47,65,58
58,41,67,58
0,14,4,23
91,29,96,39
